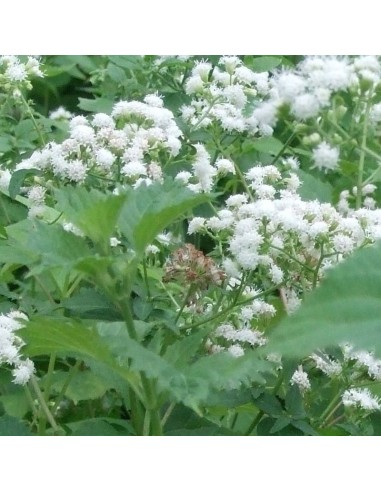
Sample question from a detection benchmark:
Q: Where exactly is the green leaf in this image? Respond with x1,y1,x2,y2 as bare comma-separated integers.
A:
291,419,319,436
19,317,141,394
185,352,272,393
132,297,153,321
118,179,211,255
48,370,111,404
0,391,29,419
108,56,140,70
8,168,41,199
54,187,126,246
0,415,30,435
107,62,127,83
251,56,282,73
266,242,381,358
163,327,211,368
252,392,284,416
96,321,206,410
0,192,28,226
78,97,114,114
62,288,121,320
270,416,291,434
252,136,284,155
285,385,306,418
0,136,12,153
27,221,91,268
296,169,333,202
67,418,134,436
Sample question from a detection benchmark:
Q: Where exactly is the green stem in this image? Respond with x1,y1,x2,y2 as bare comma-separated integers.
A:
356,90,373,209
43,352,56,402
52,359,81,415
20,93,45,147
160,281,180,309
142,258,151,300
192,96,222,131
129,388,144,435
30,375,59,434
319,393,342,426
312,243,326,288
143,410,151,436
270,130,297,166
174,284,194,324
161,402,176,428
185,284,283,331
120,298,138,339
234,162,254,200
141,375,162,436
266,242,315,273
321,401,343,428
24,384,39,426
245,409,264,436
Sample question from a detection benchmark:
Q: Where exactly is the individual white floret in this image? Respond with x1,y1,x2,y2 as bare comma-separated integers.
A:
95,148,115,169
215,158,235,175
92,113,115,128
312,142,340,172
228,344,245,358
110,237,121,247
291,93,320,120
290,365,311,392
50,107,73,120
121,161,147,178
12,359,35,385
188,217,206,235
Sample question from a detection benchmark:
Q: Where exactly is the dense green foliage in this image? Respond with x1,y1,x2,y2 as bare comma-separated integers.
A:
1,55,381,436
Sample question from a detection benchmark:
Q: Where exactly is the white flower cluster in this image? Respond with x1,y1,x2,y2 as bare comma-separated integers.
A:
0,55,43,85
0,310,34,385
212,318,268,357
342,388,380,412
175,143,235,193
343,344,381,380
14,94,183,201
310,352,342,377
189,163,381,302
180,56,381,141
181,56,273,136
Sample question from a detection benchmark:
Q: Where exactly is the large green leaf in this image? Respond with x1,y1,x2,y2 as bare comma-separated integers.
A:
47,370,112,404
95,321,207,410
19,317,141,395
118,179,211,255
0,415,31,435
252,136,284,155
54,187,126,247
27,221,91,268
62,288,122,320
185,351,272,393
266,242,381,358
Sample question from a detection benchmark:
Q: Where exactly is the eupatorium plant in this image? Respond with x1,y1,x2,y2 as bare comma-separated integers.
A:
1,55,381,436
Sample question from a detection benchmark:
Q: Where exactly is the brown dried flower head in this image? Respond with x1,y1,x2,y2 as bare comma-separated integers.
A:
163,243,225,290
